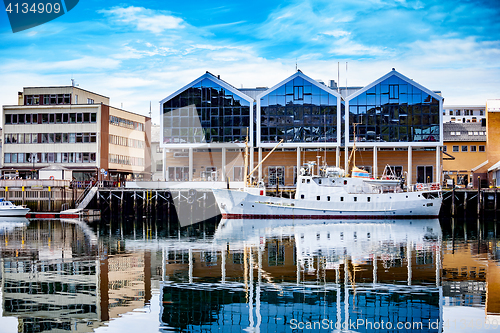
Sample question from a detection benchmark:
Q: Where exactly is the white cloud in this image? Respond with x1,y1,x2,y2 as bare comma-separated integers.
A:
98,6,184,34
323,30,350,38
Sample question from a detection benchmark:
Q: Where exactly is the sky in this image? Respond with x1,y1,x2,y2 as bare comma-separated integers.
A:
0,0,499,124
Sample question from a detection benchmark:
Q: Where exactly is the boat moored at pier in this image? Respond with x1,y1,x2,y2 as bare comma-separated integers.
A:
213,163,442,219
0,198,30,217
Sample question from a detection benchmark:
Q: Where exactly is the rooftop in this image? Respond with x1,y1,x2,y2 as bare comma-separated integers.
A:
443,122,486,142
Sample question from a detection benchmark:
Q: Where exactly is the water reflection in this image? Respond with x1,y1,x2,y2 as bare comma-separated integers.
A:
158,219,442,332
0,217,498,332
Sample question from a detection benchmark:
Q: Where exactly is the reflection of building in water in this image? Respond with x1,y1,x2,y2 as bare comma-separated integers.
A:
160,283,439,332
442,237,500,314
0,219,152,333
157,219,444,331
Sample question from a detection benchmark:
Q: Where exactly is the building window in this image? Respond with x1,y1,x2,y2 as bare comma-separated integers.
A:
417,165,433,183
293,86,303,100
233,166,244,181
479,145,485,152
443,146,447,152
389,85,399,99
452,146,459,152
87,98,94,104
456,110,461,116
461,145,468,152
450,132,455,136
470,145,477,152
480,110,484,115
449,110,453,115
268,166,285,186
156,161,163,172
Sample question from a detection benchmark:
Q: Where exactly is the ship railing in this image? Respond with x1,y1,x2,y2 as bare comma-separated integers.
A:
410,182,441,192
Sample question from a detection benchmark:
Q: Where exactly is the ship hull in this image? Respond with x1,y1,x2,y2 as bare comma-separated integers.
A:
213,188,442,219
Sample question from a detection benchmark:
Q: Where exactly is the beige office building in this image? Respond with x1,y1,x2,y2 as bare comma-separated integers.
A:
2,85,151,181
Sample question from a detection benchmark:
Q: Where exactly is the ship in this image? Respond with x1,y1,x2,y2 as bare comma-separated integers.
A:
212,130,442,219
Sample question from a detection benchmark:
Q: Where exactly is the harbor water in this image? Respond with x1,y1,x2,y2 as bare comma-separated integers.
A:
0,214,499,332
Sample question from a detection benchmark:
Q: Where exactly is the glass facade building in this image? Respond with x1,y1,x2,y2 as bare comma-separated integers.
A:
159,70,443,184
161,74,252,145
346,72,441,144
258,73,342,145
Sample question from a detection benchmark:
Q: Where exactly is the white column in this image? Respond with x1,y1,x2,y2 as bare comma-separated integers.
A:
372,255,377,284
221,247,226,284
222,147,227,181
407,239,412,286
436,147,441,184
256,246,262,330
250,147,254,172
336,147,340,167
258,147,263,182
188,248,193,284
296,147,301,176
344,147,349,173
436,236,441,287
188,147,193,181
373,147,378,178
162,248,166,281
344,258,349,329
162,149,167,181
407,146,412,186
248,247,254,328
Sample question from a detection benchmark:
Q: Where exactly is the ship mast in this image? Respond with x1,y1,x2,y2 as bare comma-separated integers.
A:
347,122,361,176
244,128,249,187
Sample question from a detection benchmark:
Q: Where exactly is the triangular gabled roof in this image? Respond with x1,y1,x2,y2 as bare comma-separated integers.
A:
345,69,443,102
159,72,254,105
256,70,342,100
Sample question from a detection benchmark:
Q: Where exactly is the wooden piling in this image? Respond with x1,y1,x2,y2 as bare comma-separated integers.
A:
119,190,124,212
133,191,137,217
464,191,468,218
451,178,455,217
477,176,481,216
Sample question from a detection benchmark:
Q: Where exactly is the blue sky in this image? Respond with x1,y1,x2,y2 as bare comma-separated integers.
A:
1,0,499,123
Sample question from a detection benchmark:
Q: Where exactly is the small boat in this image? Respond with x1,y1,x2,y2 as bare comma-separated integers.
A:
0,198,30,216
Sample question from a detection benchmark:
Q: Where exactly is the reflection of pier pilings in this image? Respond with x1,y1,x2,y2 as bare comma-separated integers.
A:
95,188,221,229
442,188,500,218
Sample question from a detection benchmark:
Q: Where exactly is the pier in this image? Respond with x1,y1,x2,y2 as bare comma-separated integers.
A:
3,178,500,221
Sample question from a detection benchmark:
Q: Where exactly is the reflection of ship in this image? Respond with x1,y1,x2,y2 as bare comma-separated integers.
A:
0,198,30,217
213,162,442,219
0,216,29,233
214,218,441,273
160,219,443,332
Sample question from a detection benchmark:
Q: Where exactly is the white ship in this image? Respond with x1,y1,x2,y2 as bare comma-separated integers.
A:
213,162,442,219
213,130,442,219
